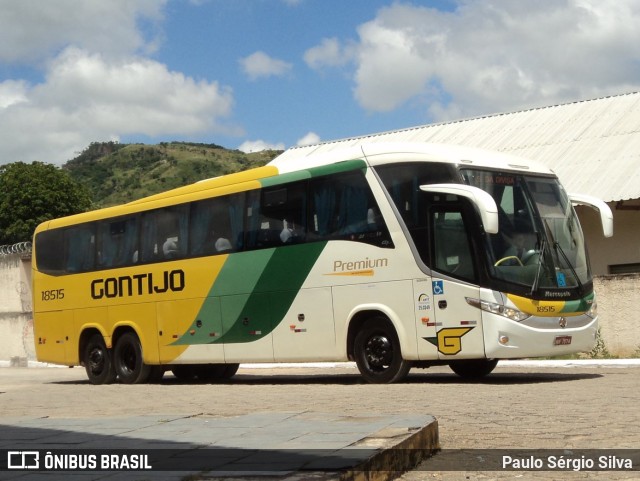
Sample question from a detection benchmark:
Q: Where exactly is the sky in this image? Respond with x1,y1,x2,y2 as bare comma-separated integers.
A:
1,0,640,166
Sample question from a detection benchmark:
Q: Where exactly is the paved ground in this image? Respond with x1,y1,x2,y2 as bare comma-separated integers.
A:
0,412,437,480
0,361,639,480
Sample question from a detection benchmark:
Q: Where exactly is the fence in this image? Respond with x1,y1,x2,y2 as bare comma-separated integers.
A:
0,241,32,257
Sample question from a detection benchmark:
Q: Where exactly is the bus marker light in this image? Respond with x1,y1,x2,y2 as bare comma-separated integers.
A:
209,332,217,337
189,330,195,335
499,335,509,345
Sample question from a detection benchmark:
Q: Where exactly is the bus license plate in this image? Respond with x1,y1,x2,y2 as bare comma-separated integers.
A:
554,335,572,346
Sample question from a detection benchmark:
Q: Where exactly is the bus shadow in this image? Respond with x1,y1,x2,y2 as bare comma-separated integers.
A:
52,370,603,386
162,370,603,386
405,371,603,385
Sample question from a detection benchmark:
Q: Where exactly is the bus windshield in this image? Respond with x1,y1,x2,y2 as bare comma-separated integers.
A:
461,169,591,292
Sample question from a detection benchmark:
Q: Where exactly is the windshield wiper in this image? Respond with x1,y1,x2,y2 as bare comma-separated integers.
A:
530,233,546,296
553,240,584,295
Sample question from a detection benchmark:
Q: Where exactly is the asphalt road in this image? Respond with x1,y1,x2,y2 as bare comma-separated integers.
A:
0,361,638,480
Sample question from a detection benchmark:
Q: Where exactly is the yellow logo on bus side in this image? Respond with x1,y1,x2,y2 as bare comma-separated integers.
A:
425,327,474,356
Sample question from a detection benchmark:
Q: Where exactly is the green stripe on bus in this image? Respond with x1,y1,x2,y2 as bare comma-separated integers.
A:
173,242,327,345
259,159,367,188
560,292,595,314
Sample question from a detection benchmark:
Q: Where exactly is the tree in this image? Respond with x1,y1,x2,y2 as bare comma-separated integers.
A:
0,161,93,244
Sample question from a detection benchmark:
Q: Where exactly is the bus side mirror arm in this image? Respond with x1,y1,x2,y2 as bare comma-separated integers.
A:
420,183,499,234
569,193,614,238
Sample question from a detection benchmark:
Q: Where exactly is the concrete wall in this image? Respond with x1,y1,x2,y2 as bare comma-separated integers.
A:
0,251,35,363
0,250,637,361
593,274,640,357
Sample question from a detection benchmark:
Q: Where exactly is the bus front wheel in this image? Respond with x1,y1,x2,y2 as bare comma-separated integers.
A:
83,334,116,385
449,359,498,379
113,332,151,384
354,318,411,384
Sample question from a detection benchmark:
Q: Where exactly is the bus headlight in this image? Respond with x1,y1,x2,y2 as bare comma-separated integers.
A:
586,300,598,319
466,297,530,322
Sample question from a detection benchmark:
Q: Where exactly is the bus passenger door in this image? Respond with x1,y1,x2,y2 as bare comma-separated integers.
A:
427,202,485,360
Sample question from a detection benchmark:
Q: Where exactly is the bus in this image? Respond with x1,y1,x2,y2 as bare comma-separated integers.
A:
32,142,613,384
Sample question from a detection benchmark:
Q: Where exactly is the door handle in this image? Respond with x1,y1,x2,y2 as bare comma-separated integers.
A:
438,300,448,309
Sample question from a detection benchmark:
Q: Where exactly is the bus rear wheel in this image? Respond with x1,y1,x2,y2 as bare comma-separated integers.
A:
83,333,116,385
113,332,151,384
354,317,411,384
449,359,498,379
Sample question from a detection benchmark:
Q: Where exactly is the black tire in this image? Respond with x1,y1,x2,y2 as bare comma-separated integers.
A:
83,333,116,385
354,317,411,383
195,363,240,381
195,364,226,381
449,359,499,379
171,365,198,381
221,363,240,379
113,332,151,384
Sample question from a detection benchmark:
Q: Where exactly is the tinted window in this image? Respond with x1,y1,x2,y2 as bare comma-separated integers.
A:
246,183,307,249
35,229,64,274
431,208,476,281
35,167,396,275
140,205,188,262
97,216,139,268
190,193,243,255
309,170,393,248
65,224,96,272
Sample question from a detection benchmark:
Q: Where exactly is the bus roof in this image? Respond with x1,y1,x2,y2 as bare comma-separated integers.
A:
269,142,555,176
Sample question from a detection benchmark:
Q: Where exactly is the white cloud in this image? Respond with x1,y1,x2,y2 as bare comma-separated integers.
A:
296,132,320,146
0,80,29,109
0,47,234,164
304,38,354,70
0,0,166,64
308,0,640,120
0,1,243,166
237,139,285,153
239,51,292,81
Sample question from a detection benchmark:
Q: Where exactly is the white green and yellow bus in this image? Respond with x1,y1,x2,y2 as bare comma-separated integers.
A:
32,142,613,384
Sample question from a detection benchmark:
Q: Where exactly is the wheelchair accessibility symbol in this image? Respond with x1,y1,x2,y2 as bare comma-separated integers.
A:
432,280,444,295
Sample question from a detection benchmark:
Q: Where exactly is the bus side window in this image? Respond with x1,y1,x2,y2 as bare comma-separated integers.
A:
97,216,138,268
309,171,392,247
141,205,189,262
431,209,476,281
190,195,239,256
65,224,96,272
35,229,65,275
247,183,306,249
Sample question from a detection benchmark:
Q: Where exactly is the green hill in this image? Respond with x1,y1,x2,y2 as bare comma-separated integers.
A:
63,141,282,207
